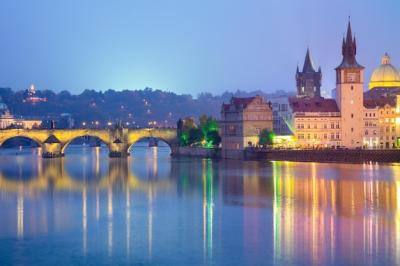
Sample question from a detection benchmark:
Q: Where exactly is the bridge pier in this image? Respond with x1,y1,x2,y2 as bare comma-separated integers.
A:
41,135,64,158
109,142,130,158
42,143,64,158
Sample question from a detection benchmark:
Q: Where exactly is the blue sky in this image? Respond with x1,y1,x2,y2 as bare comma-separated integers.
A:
0,0,399,95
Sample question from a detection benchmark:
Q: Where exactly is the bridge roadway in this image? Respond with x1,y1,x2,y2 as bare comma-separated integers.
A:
0,128,178,158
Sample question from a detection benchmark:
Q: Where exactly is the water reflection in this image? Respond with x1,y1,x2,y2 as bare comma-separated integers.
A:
1,147,400,265
203,159,214,262
272,161,400,265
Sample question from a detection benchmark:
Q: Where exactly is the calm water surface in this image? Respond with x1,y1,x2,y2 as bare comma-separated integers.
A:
1,143,400,265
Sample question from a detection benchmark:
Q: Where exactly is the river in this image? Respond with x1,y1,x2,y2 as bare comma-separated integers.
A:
0,143,400,265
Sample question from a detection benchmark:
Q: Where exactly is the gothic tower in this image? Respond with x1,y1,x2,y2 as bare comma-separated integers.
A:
335,21,364,148
296,48,322,98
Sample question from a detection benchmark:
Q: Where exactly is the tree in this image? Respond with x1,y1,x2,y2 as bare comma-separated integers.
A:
199,115,220,148
259,129,274,146
178,117,198,146
206,130,221,147
189,128,203,145
183,117,196,131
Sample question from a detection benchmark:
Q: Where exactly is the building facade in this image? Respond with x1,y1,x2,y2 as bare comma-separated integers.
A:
271,96,293,135
0,97,42,129
220,95,273,156
289,46,343,148
289,97,341,148
363,53,400,149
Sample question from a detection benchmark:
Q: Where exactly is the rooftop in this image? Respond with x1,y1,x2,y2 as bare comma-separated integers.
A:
289,97,340,113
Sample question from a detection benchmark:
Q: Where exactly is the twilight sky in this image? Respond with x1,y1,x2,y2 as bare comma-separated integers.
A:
0,0,399,96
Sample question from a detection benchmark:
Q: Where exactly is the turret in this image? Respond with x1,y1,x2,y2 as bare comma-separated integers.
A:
296,48,322,98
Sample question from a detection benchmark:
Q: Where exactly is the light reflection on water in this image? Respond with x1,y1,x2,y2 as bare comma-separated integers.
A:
0,145,400,265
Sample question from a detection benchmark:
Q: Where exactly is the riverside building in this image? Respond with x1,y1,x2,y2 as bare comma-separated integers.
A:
289,22,400,150
363,53,400,149
289,47,342,148
220,95,273,158
289,21,366,149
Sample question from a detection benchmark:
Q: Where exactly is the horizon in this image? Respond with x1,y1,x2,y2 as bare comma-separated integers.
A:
0,85,295,98
0,0,399,95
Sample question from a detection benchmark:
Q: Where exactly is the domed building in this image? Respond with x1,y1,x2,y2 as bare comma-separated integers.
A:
369,53,400,90
363,53,400,149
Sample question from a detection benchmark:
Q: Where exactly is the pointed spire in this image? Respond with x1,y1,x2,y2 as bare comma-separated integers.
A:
337,18,363,69
346,20,353,44
303,47,316,72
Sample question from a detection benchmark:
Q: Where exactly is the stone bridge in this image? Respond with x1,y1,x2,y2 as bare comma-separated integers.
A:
0,128,178,158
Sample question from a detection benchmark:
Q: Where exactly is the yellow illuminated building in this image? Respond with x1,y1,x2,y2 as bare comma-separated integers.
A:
363,53,400,149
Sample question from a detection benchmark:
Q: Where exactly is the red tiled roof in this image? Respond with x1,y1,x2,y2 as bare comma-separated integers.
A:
222,96,257,112
363,97,396,108
289,97,340,112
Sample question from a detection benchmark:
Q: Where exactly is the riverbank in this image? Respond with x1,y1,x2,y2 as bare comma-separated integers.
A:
172,146,400,163
245,148,400,163
171,146,221,158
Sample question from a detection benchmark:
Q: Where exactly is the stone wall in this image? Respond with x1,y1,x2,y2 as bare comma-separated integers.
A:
245,148,400,163
172,147,221,159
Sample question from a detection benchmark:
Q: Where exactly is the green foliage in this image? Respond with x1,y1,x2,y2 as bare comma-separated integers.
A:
179,131,189,146
259,129,275,146
189,128,203,144
206,130,221,147
178,115,221,148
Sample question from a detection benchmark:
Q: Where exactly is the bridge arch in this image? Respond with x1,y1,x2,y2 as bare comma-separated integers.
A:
61,135,111,154
126,128,177,154
127,137,173,153
0,135,43,148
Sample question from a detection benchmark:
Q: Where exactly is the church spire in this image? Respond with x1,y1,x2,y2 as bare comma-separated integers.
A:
346,20,353,45
303,47,316,72
337,20,363,69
